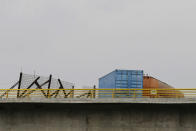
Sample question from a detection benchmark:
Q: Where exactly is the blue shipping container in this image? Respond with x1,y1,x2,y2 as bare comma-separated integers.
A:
99,69,143,98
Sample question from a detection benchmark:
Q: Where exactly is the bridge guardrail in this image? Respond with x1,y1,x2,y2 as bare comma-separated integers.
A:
0,88,191,99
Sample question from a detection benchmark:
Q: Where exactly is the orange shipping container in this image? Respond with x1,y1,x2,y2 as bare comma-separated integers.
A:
143,76,184,98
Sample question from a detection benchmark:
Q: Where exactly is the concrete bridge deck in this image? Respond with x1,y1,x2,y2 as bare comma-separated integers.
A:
1,98,196,104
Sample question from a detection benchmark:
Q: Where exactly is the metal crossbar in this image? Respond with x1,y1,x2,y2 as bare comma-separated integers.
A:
0,88,191,99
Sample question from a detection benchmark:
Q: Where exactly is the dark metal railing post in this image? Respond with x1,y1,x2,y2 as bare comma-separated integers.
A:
93,85,96,98
71,86,74,98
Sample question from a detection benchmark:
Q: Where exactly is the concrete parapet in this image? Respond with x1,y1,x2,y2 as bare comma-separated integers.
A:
0,99,196,131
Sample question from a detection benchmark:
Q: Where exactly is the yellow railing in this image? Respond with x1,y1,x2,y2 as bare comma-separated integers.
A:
0,88,193,99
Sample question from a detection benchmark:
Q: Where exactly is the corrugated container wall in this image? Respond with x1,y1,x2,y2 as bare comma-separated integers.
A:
99,70,143,89
143,76,177,91
143,76,184,98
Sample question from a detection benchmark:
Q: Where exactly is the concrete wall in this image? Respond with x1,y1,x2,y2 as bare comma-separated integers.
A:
0,103,196,131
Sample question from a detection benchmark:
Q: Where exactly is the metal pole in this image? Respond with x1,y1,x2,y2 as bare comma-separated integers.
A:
17,72,23,98
58,79,67,98
47,75,52,98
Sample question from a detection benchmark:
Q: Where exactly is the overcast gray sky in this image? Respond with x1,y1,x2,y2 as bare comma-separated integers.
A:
0,0,195,88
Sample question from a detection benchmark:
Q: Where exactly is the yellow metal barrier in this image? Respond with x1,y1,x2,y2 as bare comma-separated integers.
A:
0,88,191,99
